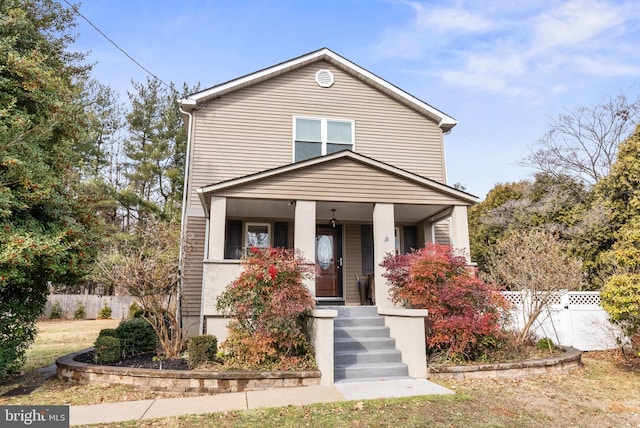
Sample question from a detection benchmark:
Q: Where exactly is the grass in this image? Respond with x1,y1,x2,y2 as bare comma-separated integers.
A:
86,354,639,428
22,319,120,372
0,319,119,396
2,320,640,427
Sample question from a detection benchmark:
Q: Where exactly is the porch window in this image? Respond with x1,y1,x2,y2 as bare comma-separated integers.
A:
294,117,354,162
225,221,289,260
246,223,270,249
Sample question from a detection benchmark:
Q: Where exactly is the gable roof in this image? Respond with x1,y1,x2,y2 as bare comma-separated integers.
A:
180,48,457,132
197,150,477,213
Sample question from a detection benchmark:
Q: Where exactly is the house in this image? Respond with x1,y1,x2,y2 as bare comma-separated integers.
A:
178,49,477,377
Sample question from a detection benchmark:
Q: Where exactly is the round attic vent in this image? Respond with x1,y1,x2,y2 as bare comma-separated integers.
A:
315,69,334,88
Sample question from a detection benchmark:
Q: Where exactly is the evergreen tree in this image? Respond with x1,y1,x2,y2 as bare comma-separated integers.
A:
0,0,100,375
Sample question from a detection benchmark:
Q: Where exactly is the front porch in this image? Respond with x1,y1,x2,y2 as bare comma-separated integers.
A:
195,152,476,382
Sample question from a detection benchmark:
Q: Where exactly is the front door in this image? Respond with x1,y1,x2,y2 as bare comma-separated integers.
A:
315,226,343,298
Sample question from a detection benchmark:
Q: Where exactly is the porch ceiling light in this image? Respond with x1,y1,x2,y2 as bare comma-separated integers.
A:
329,208,339,228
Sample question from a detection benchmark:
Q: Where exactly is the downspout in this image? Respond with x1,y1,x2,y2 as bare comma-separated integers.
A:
177,106,194,334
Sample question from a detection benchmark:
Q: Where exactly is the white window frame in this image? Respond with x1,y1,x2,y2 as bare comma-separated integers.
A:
292,116,355,162
245,222,271,251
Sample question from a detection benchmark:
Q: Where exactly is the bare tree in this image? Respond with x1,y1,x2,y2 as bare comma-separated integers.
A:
485,230,584,344
96,218,185,358
522,93,640,186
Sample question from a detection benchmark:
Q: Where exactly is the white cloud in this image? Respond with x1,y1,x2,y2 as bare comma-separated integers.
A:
376,0,640,100
532,0,625,51
411,3,494,33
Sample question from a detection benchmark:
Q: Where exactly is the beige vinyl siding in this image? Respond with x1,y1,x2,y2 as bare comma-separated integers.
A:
344,223,363,305
216,158,463,205
434,220,451,245
188,60,445,210
182,216,206,317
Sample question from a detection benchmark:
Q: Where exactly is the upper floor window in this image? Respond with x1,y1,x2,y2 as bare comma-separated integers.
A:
294,117,354,162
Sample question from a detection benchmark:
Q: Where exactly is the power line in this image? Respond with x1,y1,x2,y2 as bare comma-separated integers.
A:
63,0,172,89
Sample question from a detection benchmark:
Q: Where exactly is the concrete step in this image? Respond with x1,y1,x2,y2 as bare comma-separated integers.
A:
334,349,403,365
334,325,390,339
334,316,385,328
334,337,397,352
330,306,378,318
334,362,409,380
334,375,414,384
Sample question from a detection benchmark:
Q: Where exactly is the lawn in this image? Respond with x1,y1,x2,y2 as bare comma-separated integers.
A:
1,320,639,427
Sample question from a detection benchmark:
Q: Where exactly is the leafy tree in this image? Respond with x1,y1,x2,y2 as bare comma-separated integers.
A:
485,231,584,344
0,0,100,375
597,126,640,347
468,181,525,270
381,244,510,359
596,124,640,228
522,93,640,186
469,174,588,273
600,218,640,350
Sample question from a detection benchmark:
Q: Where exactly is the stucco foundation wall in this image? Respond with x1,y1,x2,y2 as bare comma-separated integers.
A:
201,261,243,316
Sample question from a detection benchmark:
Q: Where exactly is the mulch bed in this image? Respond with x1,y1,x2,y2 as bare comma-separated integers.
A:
74,351,189,370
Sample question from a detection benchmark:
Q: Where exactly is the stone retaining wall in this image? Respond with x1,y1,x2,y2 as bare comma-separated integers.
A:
56,351,321,394
428,347,582,380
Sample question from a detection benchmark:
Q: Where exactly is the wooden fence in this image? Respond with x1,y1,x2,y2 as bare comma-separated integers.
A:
44,294,136,320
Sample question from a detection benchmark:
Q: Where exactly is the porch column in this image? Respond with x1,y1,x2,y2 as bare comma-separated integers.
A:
295,200,316,298
373,203,396,308
208,196,226,260
450,205,471,263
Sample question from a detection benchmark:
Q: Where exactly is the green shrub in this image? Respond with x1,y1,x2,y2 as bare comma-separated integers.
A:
98,304,112,319
128,303,144,318
73,303,86,320
98,328,118,339
536,337,555,351
187,335,218,368
49,302,62,319
116,317,158,356
602,274,640,340
94,336,122,364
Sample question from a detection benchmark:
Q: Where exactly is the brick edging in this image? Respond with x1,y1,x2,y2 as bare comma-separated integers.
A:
56,349,321,394
428,347,582,379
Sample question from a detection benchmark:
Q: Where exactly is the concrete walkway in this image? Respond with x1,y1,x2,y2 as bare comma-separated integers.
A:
70,379,453,425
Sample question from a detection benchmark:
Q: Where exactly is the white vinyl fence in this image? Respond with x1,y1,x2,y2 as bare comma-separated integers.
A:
503,291,621,351
44,294,135,320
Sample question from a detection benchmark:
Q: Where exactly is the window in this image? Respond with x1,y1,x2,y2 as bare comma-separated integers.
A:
294,117,354,162
246,223,270,249
225,221,288,260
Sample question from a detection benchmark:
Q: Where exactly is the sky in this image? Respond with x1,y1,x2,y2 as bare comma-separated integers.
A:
67,0,640,199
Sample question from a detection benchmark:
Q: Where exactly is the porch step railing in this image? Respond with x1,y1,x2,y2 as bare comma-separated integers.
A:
330,306,410,382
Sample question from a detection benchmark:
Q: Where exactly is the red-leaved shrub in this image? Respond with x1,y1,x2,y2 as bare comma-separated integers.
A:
381,243,510,358
216,247,316,370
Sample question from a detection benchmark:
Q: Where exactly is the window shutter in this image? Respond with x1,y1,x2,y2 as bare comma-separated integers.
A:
274,221,289,248
361,224,374,274
403,226,418,254
225,220,243,259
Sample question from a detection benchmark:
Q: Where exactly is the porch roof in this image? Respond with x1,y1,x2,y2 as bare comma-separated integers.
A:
197,151,477,220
